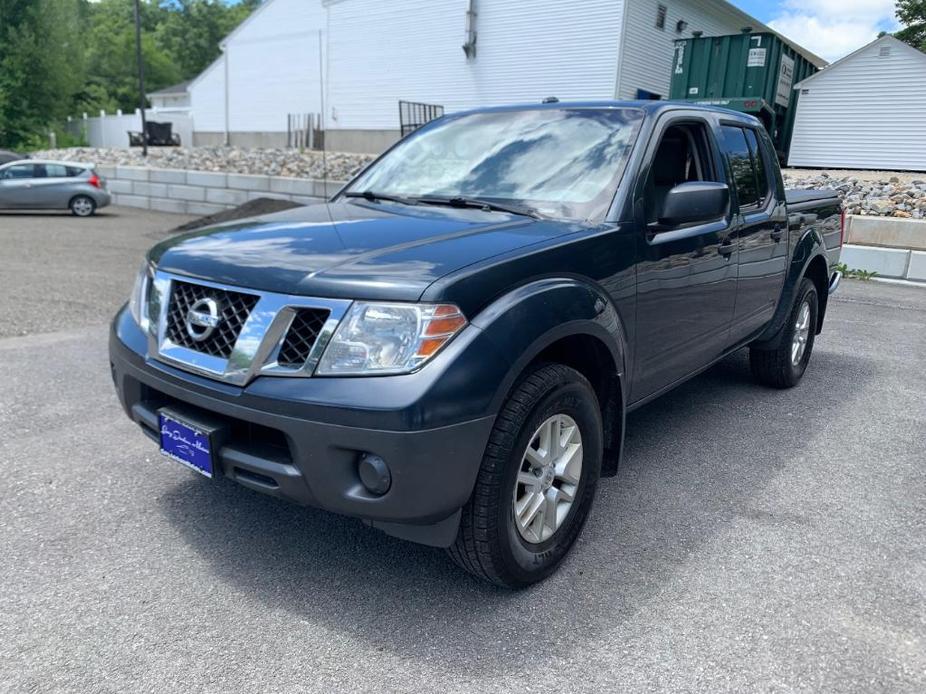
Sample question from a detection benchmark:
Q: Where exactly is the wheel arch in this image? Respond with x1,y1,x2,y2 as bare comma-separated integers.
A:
753,226,830,347
803,253,829,334
474,277,628,477
68,193,96,215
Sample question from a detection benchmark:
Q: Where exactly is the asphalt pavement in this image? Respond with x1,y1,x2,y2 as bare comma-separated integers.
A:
0,208,924,693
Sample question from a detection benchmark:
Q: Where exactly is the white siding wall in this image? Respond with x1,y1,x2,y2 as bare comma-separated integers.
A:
189,0,325,135
189,58,227,133
326,0,624,131
187,0,815,141
788,41,926,171
228,32,321,132
618,0,756,99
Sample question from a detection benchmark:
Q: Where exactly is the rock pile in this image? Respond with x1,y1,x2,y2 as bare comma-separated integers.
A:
30,146,377,183
782,171,926,219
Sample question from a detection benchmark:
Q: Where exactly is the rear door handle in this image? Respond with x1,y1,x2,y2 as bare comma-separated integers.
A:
718,239,735,257
770,225,783,242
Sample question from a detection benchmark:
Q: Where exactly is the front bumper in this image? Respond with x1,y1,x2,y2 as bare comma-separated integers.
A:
109,308,496,547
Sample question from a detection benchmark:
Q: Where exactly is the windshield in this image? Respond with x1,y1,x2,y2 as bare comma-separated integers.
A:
345,107,644,220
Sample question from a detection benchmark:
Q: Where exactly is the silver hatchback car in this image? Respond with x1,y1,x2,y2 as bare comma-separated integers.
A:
0,160,112,217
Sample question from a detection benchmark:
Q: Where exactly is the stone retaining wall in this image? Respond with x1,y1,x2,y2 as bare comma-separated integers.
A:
842,216,926,282
96,165,345,215
842,245,926,282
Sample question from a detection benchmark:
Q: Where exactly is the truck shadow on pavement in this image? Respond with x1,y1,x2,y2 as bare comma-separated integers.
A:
158,346,871,676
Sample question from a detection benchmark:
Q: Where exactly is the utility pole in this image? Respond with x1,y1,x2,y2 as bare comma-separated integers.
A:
133,0,148,157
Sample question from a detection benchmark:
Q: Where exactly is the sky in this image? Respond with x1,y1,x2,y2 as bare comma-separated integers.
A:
733,0,902,62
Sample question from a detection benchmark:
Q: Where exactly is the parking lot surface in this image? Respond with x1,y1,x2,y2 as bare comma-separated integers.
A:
0,208,924,692
0,207,195,337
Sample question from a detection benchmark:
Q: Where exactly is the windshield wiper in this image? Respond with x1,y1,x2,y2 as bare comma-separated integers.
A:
417,196,541,219
344,190,418,205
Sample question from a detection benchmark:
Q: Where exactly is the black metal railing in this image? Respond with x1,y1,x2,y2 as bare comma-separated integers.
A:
287,113,321,149
399,101,445,137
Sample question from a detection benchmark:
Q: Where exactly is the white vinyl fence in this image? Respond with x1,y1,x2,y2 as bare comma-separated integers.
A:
67,109,194,149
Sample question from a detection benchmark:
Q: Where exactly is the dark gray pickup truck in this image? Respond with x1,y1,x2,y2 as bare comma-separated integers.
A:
110,101,842,587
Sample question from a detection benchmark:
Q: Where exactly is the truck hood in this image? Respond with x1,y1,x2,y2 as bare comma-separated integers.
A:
150,200,582,300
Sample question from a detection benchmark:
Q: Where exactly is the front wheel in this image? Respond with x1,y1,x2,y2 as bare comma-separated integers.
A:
447,363,602,588
750,277,819,388
69,195,96,217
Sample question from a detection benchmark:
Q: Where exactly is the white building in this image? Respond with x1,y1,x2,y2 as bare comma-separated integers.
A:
788,35,926,172
189,0,823,153
147,81,192,114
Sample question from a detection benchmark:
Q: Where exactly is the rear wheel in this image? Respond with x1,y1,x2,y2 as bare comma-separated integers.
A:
69,195,96,217
447,363,602,588
750,278,818,388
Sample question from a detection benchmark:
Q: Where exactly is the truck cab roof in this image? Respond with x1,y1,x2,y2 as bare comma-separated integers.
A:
448,99,763,126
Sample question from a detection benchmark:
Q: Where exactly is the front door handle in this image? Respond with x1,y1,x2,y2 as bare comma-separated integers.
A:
770,225,783,242
718,239,735,257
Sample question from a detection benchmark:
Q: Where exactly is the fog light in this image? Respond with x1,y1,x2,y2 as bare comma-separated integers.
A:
358,453,391,495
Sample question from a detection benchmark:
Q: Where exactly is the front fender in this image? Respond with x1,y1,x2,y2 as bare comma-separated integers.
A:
471,277,628,413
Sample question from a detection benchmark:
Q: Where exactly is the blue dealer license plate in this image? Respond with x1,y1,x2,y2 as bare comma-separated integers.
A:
159,412,214,478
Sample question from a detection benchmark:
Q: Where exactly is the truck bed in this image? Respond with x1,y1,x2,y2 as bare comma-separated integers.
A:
785,188,841,209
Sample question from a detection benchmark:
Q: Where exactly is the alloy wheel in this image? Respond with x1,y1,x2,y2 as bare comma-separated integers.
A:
791,299,812,366
512,413,583,544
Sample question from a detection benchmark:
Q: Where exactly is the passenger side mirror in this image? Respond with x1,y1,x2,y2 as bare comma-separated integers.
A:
658,181,729,227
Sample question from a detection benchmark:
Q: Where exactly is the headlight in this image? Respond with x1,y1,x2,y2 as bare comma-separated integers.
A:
316,302,467,375
128,261,153,330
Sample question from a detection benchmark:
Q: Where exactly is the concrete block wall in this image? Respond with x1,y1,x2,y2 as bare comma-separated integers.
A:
841,215,926,282
96,165,345,215
842,245,926,282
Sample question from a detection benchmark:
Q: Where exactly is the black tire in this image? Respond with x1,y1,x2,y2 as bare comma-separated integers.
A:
447,363,603,588
750,278,819,388
69,195,96,217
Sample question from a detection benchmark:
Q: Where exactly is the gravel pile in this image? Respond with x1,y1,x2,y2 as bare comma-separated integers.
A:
29,146,376,182
782,170,926,219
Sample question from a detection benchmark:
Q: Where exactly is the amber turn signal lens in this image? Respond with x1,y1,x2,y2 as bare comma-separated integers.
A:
416,337,447,358
425,315,467,336
413,305,466,361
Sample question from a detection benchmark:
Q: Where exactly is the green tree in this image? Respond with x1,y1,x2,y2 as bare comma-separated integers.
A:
0,0,260,147
0,0,83,148
895,1,926,52
155,0,262,78
79,0,181,113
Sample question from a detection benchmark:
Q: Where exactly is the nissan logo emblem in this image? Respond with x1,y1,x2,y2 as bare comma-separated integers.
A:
185,297,222,342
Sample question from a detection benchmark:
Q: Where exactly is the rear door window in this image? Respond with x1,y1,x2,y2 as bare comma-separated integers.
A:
743,129,771,204
720,126,759,209
44,164,70,178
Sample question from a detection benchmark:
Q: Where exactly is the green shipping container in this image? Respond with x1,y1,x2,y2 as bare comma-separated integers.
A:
669,31,820,159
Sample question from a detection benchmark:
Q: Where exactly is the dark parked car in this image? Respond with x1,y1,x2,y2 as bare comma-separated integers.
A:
0,149,27,165
110,101,842,587
0,160,110,216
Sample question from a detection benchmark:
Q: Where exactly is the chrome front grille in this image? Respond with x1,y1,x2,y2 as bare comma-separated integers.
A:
147,271,350,386
165,281,259,358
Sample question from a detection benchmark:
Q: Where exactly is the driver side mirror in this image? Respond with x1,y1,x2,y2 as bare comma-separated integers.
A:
658,181,729,227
